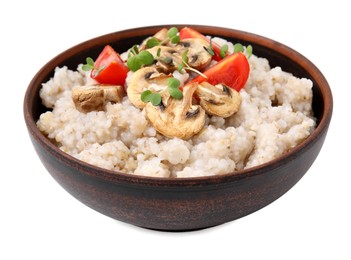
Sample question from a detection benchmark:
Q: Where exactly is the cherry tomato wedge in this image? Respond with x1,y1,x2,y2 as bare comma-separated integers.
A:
179,27,222,61
91,45,129,85
189,52,250,92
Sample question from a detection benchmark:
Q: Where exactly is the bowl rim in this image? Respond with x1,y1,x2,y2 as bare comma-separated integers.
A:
23,24,333,187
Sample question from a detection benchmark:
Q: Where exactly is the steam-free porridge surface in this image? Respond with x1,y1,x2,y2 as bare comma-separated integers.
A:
37,50,316,178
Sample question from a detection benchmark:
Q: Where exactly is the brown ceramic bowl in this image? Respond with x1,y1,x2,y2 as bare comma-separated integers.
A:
23,25,333,231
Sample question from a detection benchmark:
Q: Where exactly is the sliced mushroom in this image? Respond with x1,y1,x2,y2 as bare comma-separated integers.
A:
178,38,212,71
195,81,242,118
147,46,183,74
72,85,125,113
145,83,205,139
139,28,168,51
126,67,171,109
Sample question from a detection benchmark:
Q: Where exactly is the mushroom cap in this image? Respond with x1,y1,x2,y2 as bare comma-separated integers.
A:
178,38,213,71
126,67,170,109
145,84,205,139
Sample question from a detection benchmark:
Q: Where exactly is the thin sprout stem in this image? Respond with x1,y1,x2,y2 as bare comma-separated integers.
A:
131,48,137,56
182,60,208,79
159,38,169,45
185,67,208,79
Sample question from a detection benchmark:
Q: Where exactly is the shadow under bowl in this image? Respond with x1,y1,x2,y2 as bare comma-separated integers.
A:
23,25,333,231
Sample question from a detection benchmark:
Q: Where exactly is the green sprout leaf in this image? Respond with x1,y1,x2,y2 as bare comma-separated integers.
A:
220,44,228,59
204,46,215,56
169,87,183,99
233,43,244,53
246,45,253,58
167,27,178,38
177,50,188,72
181,50,189,64
138,50,154,66
167,77,182,99
149,94,162,106
141,77,183,105
204,40,215,56
167,27,180,44
146,37,160,48
170,35,180,44
82,57,95,71
141,90,162,106
127,55,142,72
141,90,152,102
127,50,154,72
86,57,94,66
167,77,180,89
156,48,161,57
146,27,180,48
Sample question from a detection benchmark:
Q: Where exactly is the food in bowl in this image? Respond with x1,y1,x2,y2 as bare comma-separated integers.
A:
25,25,332,231
36,27,316,178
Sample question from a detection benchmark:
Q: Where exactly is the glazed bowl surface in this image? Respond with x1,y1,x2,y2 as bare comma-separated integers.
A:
23,25,333,231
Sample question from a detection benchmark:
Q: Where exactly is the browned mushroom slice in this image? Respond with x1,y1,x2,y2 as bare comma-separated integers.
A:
145,83,205,139
72,85,125,113
178,38,212,71
195,82,242,118
126,67,171,109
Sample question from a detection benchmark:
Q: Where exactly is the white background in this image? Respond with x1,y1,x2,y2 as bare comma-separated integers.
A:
1,0,349,259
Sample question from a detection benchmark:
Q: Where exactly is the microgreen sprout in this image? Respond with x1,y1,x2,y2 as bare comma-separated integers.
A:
82,57,105,76
146,27,180,48
127,50,155,72
140,77,183,106
220,44,229,59
141,90,162,106
246,45,253,58
167,77,183,99
204,40,215,56
167,27,180,44
146,38,160,48
167,77,180,89
128,45,139,57
233,43,253,58
82,57,95,71
181,50,189,63
233,43,244,53
156,48,161,57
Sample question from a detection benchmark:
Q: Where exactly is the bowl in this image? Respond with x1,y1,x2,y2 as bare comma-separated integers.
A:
23,25,333,231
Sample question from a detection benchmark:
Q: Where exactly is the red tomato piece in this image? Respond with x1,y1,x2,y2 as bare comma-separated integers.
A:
179,27,222,61
189,52,250,92
91,45,129,85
